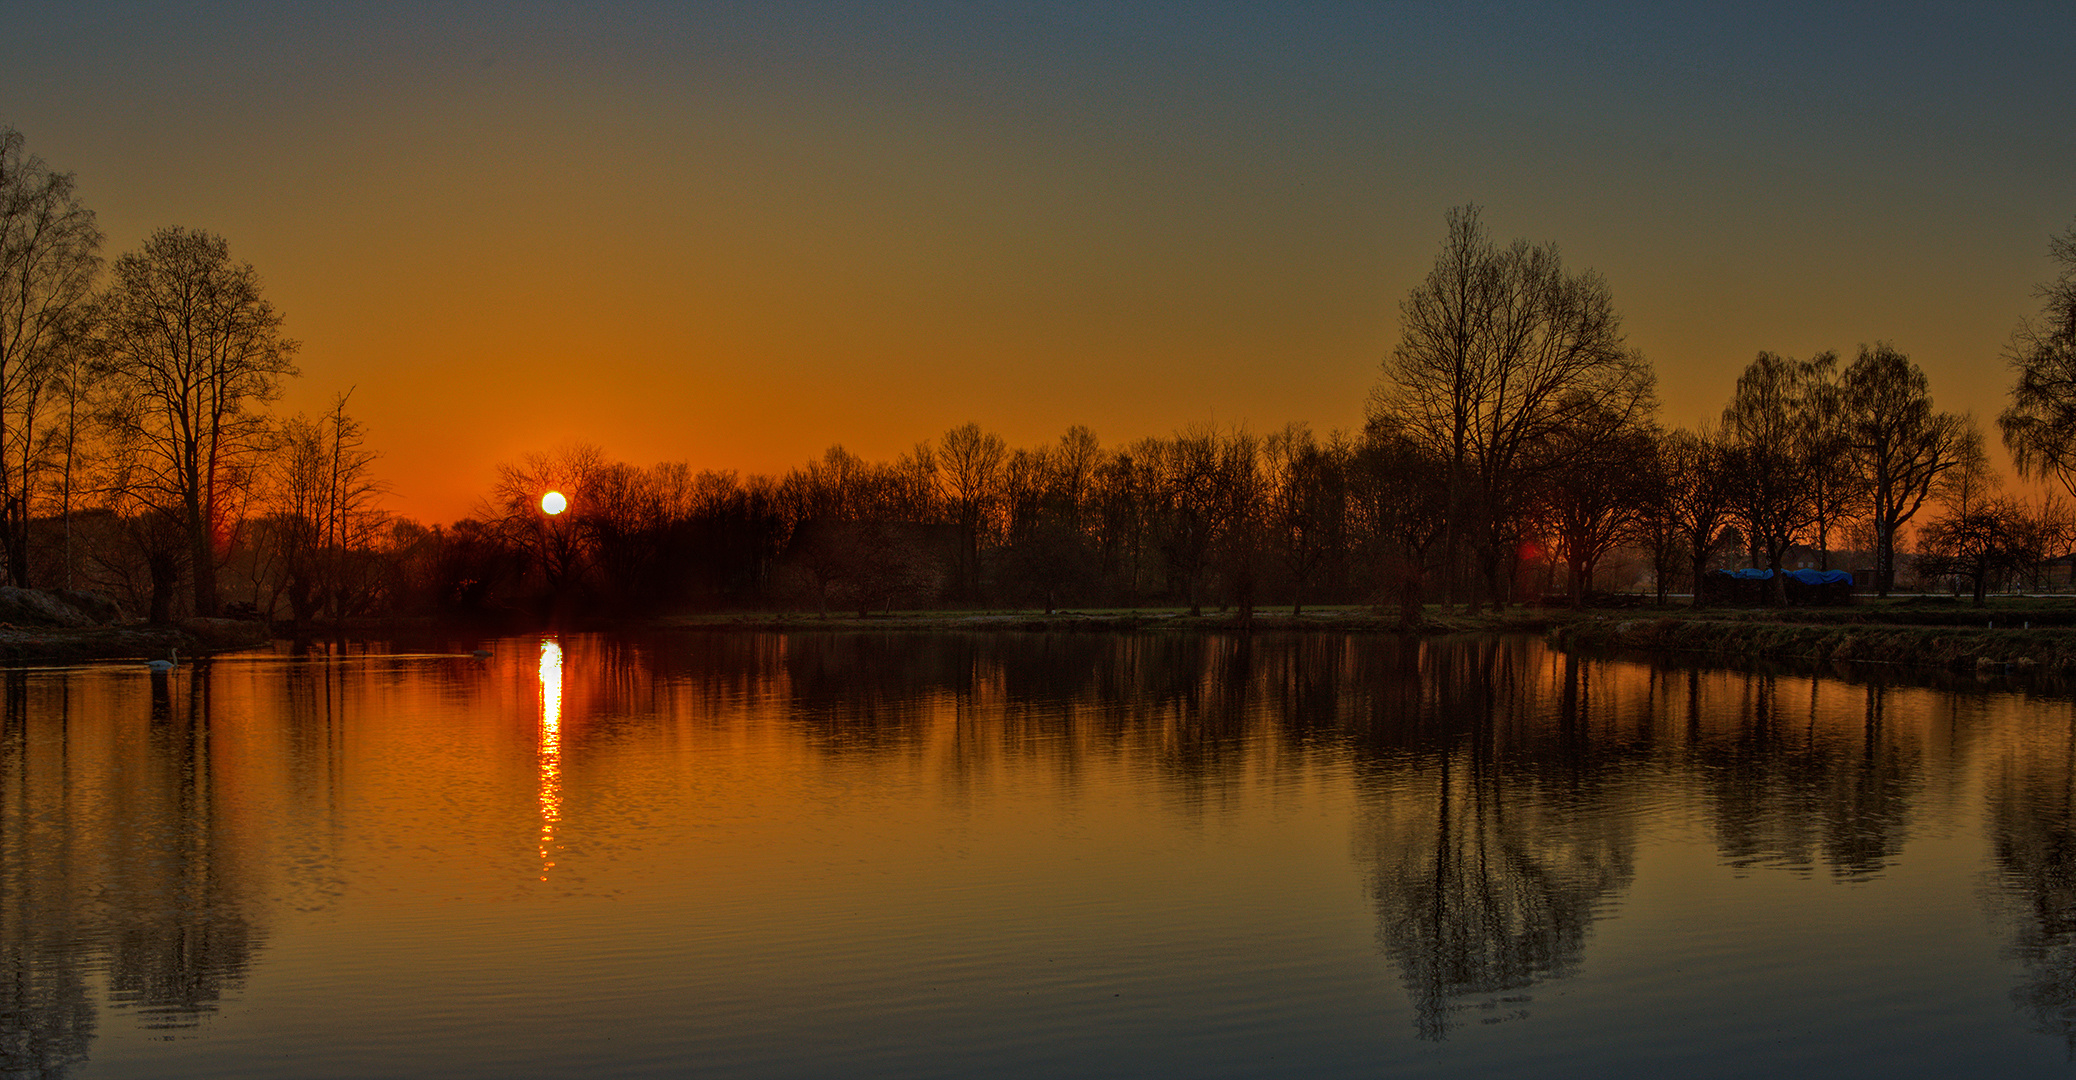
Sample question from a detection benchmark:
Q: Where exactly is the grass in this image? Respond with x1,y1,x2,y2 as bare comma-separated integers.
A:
646,594,2076,677
1549,596,2076,676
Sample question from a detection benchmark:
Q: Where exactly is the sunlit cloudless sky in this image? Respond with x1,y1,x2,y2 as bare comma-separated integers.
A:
5,2,2072,522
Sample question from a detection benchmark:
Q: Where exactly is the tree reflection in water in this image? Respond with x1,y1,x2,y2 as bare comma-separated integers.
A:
9,631,2076,1071
470,632,1955,1044
0,664,259,1078
1,672,94,1079
1350,640,1639,1040
1986,697,2076,1052
1691,672,1919,878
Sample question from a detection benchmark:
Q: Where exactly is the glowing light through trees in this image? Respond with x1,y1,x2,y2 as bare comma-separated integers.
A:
541,491,567,515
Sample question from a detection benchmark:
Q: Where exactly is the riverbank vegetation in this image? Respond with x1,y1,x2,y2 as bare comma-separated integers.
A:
1550,599,2076,678
6,122,2076,634
649,596,2076,679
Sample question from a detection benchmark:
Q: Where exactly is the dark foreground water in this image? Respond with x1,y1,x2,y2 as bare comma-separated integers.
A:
5,631,2076,1078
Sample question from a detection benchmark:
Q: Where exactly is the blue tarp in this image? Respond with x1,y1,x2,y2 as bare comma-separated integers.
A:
1715,568,1853,585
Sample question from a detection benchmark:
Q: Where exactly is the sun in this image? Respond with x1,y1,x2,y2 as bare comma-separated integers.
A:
541,491,567,515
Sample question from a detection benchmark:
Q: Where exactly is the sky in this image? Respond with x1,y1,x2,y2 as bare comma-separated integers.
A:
4,2,2072,523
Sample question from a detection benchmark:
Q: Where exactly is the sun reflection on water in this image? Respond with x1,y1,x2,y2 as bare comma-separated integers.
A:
538,639,563,881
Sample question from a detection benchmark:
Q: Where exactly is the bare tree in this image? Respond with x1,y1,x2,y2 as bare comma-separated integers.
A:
1263,423,1349,616
36,344,95,587
1798,353,1862,570
1540,401,1657,605
1348,421,1448,626
1842,343,1966,596
1370,206,1653,611
1934,417,1994,518
1916,496,2038,606
0,128,101,585
2001,219,2076,494
938,422,1005,600
999,431,1104,614
268,391,388,626
483,442,605,604
1720,352,1831,604
1092,441,1157,599
1653,427,1734,607
94,227,299,617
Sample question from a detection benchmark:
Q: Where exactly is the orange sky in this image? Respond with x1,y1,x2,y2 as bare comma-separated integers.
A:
6,4,2073,522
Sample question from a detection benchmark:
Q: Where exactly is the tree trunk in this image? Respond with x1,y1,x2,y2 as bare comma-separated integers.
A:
147,548,179,625
1875,521,1895,597
3,496,26,587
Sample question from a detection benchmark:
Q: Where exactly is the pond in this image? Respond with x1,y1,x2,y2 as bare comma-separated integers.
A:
4,631,2075,1078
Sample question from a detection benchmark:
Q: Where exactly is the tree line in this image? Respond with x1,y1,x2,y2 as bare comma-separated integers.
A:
415,208,2076,618
2,127,393,627
8,120,2076,623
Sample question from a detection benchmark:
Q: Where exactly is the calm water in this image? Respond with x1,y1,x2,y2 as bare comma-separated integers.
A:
4,631,2076,1078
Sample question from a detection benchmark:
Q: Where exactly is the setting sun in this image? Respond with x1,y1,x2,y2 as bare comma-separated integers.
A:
541,491,567,515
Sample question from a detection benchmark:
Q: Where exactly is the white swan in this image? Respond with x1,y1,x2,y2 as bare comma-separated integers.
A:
147,649,177,672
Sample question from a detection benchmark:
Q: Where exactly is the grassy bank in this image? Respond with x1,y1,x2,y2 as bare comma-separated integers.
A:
650,597,2076,677
649,605,1565,636
0,617,272,663
1550,598,2076,675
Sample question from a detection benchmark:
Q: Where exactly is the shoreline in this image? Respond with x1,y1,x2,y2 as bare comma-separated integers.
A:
648,601,2076,678
0,617,272,663
8,600,2071,676
644,608,1564,636
1547,614,2076,677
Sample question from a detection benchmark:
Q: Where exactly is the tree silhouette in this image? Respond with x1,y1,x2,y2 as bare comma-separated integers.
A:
1649,426,1734,606
1915,497,2040,605
1370,206,1653,612
938,422,1005,601
1842,344,1968,596
1986,707,2076,1055
2000,219,2076,496
1540,398,1657,605
1353,641,1637,1039
1720,352,1832,603
0,128,101,589
93,227,298,618
266,392,389,627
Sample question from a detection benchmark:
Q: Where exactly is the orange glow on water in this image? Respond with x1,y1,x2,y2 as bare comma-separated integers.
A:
538,639,564,880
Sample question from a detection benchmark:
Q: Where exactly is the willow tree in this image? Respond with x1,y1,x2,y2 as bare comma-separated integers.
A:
0,128,101,586
2001,219,2076,496
1369,206,1653,610
95,227,298,618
